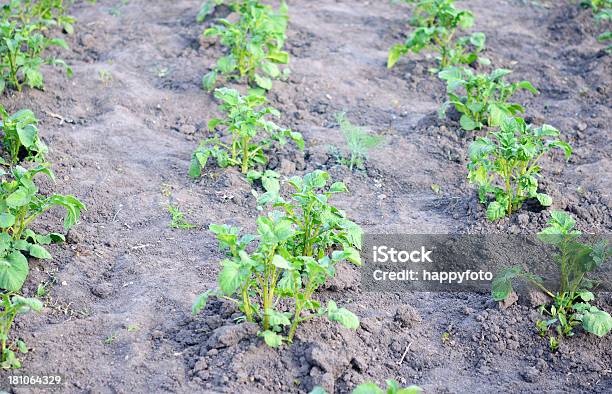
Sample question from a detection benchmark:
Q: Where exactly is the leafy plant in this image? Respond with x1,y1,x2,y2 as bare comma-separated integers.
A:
311,380,422,394
388,0,487,70
5,0,76,34
167,203,195,229
0,0,73,93
438,67,539,131
0,163,84,368
467,116,572,221
0,294,42,368
492,211,612,348
330,112,383,171
0,106,47,164
189,88,303,176
202,0,289,91
193,171,362,347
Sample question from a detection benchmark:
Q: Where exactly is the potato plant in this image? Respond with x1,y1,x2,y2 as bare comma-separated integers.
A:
493,211,612,348
0,0,73,93
0,163,85,368
589,0,612,51
202,0,290,91
193,171,362,347
7,0,76,33
467,116,572,221
388,0,486,70
438,67,539,131
0,106,47,164
189,87,303,177
312,380,422,394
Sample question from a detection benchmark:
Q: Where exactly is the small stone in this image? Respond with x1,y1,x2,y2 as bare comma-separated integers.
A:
517,213,529,226
394,305,422,328
279,159,296,174
206,323,258,349
520,367,539,383
180,124,196,135
576,122,587,131
91,282,113,299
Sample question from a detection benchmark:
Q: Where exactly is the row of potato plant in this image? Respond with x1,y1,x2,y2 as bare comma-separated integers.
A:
191,0,365,353
0,0,74,93
389,0,610,347
0,104,85,368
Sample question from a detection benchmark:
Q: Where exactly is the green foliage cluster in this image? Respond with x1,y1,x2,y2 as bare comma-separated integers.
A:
438,67,538,131
202,0,289,91
189,87,302,176
467,117,571,221
388,1,573,222
388,0,487,70
582,0,611,51
0,0,74,93
493,211,612,349
0,107,84,369
193,171,362,347
312,379,422,394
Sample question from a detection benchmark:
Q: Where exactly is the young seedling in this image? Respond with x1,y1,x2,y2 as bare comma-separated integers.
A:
388,0,487,70
167,203,196,229
438,67,539,131
189,87,303,176
0,106,47,164
467,116,572,221
330,112,383,171
493,211,612,348
0,163,85,368
193,171,362,347
311,380,422,394
202,0,290,91
0,294,42,368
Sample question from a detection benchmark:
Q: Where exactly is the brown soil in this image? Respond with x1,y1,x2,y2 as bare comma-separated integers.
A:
0,0,610,393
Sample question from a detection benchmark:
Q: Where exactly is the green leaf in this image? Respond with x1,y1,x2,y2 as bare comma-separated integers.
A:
219,260,242,295
327,301,359,329
491,266,523,301
260,330,283,348
388,44,406,69
536,193,553,207
17,124,37,148
254,74,273,90
266,309,291,326
0,251,29,292
202,71,217,91
192,290,211,315
517,80,539,94
0,213,16,229
6,188,31,208
12,295,43,313
486,201,506,221
581,307,612,337
353,383,384,394
272,254,292,270
329,182,348,193
459,114,479,131
489,104,508,127
28,244,52,260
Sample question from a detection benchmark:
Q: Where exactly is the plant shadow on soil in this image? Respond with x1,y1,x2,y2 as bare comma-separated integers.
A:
0,0,610,393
